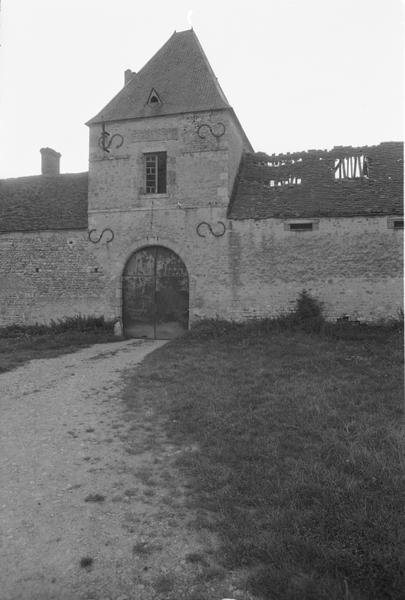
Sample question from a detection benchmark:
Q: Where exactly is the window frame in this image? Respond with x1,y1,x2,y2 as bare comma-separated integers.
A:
144,151,167,195
387,217,404,230
284,220,319,232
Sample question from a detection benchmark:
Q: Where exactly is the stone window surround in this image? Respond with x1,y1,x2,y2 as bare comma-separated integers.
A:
284,220,320,232
144,151,167,194
387,216,404,229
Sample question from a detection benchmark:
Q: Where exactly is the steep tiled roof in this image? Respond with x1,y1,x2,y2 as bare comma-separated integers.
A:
229,142,404,219
87,29,230,124
0,173,88,232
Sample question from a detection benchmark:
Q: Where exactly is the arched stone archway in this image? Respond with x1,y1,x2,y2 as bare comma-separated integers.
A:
122,246,189,339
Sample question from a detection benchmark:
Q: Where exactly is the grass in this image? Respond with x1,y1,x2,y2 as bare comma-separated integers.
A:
124,315,404,600
84,493,106,503
133,541,155,555
79,556,94,569
0,315,119,373
153,572,177,594
185,552,209,566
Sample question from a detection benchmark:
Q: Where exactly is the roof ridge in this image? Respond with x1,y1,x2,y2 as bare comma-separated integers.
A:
188,29,230,106
0,172,88,184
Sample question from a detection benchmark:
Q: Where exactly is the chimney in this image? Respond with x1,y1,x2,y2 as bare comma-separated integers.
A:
124,69,136,85
40,147,61,176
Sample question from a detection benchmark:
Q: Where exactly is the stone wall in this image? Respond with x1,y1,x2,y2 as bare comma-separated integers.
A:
224,216,403,321
0,211,402,329
85,112,403,328
0,108,402,330
88,109,246,213
0,230,106,326
86,208,403,326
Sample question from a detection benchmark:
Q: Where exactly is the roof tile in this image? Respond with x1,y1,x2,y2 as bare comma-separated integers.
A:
0,173,88,233
87,30,230,124
229,142,404,219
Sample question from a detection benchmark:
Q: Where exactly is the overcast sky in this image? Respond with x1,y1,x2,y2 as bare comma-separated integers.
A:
0,0,403,178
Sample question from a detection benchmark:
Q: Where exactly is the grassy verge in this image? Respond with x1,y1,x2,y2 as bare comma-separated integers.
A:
0,315,119,373
126,319,404,600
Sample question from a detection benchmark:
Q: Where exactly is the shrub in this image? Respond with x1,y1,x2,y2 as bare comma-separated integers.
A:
387,308,404,332
290,289,325,333
0,315,115,339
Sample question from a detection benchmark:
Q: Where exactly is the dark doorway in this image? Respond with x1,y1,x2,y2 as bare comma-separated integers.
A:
122,246,189,339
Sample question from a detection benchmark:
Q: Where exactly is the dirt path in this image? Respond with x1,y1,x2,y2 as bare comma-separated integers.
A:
0,339,225,600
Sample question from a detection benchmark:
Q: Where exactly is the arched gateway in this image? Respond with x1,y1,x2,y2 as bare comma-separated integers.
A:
122,246,189,339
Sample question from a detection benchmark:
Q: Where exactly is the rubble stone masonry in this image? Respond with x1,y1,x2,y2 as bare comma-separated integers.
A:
0,231,105,326
0,112,402,327
84,116,402,325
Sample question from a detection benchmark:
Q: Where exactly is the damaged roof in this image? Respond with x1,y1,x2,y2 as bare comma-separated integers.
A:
87,29,231,125
229,142,404,219
0,173,88,233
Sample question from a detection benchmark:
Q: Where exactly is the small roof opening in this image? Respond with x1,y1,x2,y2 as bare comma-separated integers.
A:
147,88,161,105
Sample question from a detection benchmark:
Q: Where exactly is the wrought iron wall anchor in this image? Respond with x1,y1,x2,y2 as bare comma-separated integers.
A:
88,228,114,244
197,122,226,140
98,122,124,153
196,221,226,238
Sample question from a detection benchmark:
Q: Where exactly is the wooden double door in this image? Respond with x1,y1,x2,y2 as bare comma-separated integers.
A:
122,246,189,339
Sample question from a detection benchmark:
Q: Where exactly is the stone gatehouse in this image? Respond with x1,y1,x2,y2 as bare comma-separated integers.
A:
0,30,403,338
